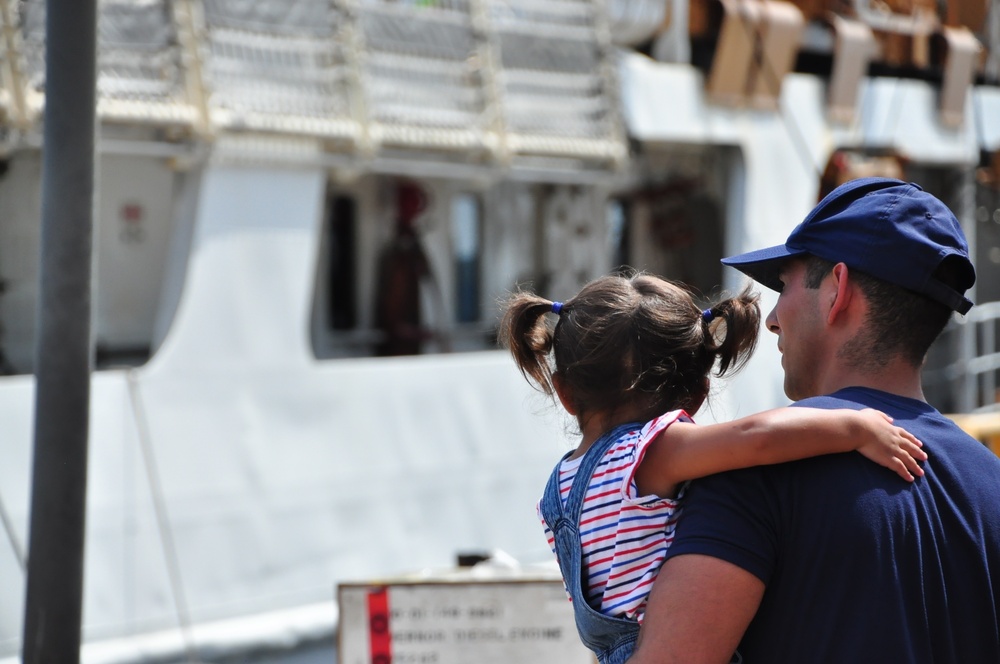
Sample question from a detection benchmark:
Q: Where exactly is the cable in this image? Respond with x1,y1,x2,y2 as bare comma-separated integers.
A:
0,489,26,571
126,370,203,664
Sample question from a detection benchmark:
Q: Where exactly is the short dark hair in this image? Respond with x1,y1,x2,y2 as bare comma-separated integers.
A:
802,256,953,367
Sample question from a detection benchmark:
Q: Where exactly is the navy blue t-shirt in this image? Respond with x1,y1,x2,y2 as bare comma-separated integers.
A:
664,387,1000,662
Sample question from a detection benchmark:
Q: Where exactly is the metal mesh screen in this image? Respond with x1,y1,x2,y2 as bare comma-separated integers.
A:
491,0,623,159
359,0,489,149
5,0,626,166
202,0,358,138
18,0,195,125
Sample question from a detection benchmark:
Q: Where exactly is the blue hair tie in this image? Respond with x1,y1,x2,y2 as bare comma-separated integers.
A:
702,308,714,323
551,301,564,315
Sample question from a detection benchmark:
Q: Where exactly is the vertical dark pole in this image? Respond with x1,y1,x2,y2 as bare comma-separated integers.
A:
22,0,98,662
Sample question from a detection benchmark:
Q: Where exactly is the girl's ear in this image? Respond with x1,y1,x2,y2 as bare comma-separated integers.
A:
552,373,579,416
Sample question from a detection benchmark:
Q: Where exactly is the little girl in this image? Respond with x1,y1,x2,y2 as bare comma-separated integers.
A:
499,273,925,664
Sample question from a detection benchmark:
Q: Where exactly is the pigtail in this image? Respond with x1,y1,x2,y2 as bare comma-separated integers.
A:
706,285,760,376
498,291,560,394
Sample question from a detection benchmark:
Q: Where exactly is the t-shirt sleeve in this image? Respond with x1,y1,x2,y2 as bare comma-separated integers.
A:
621,410,689,507
662,466,782,585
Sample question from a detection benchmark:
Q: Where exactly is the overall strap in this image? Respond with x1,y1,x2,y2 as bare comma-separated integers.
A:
538,421,646,664
539,421,643,534
538,453,572,533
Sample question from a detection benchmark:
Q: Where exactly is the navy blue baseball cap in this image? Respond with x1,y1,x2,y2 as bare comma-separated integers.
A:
721,177,976,314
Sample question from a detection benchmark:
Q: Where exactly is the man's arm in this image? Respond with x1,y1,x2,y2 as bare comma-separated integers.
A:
627,554,765,664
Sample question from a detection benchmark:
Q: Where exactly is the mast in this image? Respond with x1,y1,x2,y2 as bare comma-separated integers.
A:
21,0,98,661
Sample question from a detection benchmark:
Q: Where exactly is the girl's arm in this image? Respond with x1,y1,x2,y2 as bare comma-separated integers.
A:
634,408,926,498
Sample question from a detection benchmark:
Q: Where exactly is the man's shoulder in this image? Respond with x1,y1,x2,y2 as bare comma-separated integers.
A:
790,393,863,411
791,387,943,421
787,386,911,411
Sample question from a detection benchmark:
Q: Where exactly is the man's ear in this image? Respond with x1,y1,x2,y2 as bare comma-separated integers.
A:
826,262,854,325
552,373,579,416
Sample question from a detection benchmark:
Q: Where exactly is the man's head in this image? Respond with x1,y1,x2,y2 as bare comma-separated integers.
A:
722,177,976,399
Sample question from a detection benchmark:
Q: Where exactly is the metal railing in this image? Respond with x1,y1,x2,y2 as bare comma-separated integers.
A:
926,301,1000,413
1,0,627,169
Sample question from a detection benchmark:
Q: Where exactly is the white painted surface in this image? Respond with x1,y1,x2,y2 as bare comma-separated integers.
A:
0,166,569,658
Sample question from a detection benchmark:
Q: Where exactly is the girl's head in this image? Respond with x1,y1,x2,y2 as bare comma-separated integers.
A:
499,273,760,425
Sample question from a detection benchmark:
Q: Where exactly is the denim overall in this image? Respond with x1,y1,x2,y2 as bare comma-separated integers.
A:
540,422,744,664
538,422,643,664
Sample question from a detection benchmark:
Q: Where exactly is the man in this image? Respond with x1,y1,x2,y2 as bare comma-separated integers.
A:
628,177,1000,663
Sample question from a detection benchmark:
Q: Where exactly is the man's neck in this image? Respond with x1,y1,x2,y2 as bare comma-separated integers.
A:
818,361,926,402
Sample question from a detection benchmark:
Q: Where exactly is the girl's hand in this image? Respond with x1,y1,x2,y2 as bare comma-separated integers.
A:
854,409,927,481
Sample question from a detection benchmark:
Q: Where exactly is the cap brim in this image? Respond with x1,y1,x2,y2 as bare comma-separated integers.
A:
721,244,807,292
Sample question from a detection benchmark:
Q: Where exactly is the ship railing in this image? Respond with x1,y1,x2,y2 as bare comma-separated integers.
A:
926,300,1000,414
0,0,628,173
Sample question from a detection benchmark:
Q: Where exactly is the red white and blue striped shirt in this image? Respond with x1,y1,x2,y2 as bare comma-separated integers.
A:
538,411,688,622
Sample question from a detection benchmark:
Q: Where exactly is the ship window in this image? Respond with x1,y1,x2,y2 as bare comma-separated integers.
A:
310,181,503,358
327,195,357,331
617,178,726,300
607,198,629,272
451,193,481,324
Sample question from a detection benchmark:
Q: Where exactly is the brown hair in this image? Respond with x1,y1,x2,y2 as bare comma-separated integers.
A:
498,273,760,423
802,255,954,367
